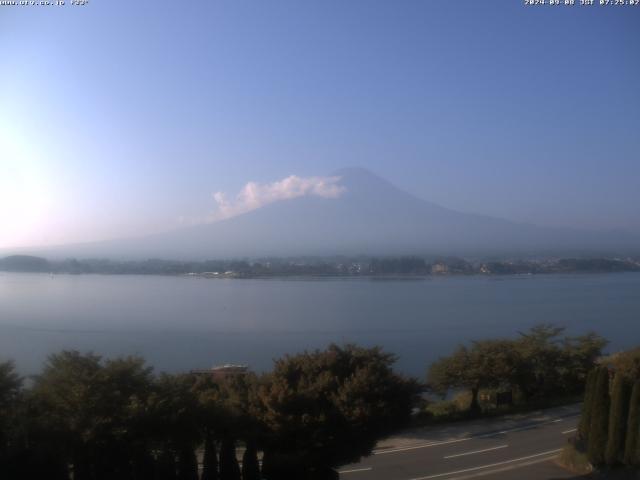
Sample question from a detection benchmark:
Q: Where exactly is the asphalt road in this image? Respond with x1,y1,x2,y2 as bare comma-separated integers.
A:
339,405,581,480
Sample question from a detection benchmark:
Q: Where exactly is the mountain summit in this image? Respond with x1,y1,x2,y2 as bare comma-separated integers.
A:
27,168,639,259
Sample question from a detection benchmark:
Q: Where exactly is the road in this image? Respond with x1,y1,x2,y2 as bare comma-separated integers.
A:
339,404,582,480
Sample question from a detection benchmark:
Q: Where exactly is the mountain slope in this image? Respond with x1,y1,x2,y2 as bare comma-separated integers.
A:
24,168,640,259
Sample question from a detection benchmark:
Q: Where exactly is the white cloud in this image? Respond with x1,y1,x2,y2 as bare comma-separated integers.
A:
211,175,346,220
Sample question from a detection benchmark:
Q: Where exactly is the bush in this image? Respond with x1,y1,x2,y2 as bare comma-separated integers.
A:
557,441,592,475
425,400,462,419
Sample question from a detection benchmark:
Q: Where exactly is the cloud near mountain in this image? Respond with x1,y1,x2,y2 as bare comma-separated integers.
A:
211,175,346,220
14,167,639,259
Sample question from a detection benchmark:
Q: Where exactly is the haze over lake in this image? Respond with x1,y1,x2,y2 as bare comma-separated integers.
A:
2,272,639,377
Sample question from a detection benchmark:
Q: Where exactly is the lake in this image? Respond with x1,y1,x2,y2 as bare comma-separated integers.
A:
1,272,639,377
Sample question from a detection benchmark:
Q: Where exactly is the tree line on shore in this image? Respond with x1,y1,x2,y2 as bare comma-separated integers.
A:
1,254,639,277
0,325,612,480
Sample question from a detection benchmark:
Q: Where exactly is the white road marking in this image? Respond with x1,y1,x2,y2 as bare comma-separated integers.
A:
439,455,558,480
562,428,577,434
409,449,563,480
373,414,578,455
443,444,508,459
551,419,562,423
338,467,373,474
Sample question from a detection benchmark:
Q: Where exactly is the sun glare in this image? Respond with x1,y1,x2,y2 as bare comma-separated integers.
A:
0,137,53,249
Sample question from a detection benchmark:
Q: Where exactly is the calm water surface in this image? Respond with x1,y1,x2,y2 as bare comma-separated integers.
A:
1,272,639,377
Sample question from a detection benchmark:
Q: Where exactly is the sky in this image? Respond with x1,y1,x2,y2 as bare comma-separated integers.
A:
1,0,639,249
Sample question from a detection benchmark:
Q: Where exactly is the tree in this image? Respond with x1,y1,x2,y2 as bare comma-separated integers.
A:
428,325,607,412
177,446,198,480
260,449,276,479
428,340,521,414
241,439,261,480
587,367,610,466
219,436,241,480
29,351,155,479
0,361,22,443
147,373,203,460
0,362,24,478
578,369,597,442
624,381,640,466
0,361,21,409
132,449,156,480
156,449,177,480
560,332,608,393
201,432,219,480
605,374,631,465
193,370,267,480
428,346,472,408
258,344,421,477
369,257,428,275
515,324,566,399
608,347,640,381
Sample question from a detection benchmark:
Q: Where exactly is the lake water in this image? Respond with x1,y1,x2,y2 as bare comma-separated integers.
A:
1,272,639,377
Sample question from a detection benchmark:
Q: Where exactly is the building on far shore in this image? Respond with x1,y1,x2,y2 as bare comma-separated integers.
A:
190,364,249,380
430,262,449,274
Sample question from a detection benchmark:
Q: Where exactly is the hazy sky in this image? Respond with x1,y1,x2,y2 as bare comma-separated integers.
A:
1,0,639,249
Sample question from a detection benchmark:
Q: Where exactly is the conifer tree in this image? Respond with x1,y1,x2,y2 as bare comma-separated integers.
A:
219,436,241,480
201,433,219,480
132,450,156,480
578,369,597,442
624,381,640,466
156,449,178,480
177,446,199,480
241,440,261,480
260,449,275,480
587,367,610,466
605,374,631,465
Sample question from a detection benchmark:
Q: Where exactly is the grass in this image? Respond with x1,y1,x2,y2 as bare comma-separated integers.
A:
412,390,584,427
557,442,593,475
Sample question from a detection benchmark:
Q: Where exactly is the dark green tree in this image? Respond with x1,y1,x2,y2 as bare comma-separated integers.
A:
0,361,22,456
201,433,219,480
156,449,178,480
219,436,241,480
516,326,606,399
428,325,607,413
0,361,21,409
260,449,276,480
624,381,640,466
194,372,266,452
132,449,156,480
560,332,608,393
29,351,154,480
241,439,261,480
514,324,565,399
147,373,203,463
605,374,631,465
259,344,421,478
177,446,198,480
578,369,597,442
587,367,610,466
608,347,640,381
0,364,69,480
192,370,265,480
428,340,521,414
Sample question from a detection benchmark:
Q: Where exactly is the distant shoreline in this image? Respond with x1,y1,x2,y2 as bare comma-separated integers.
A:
1,254,639,279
